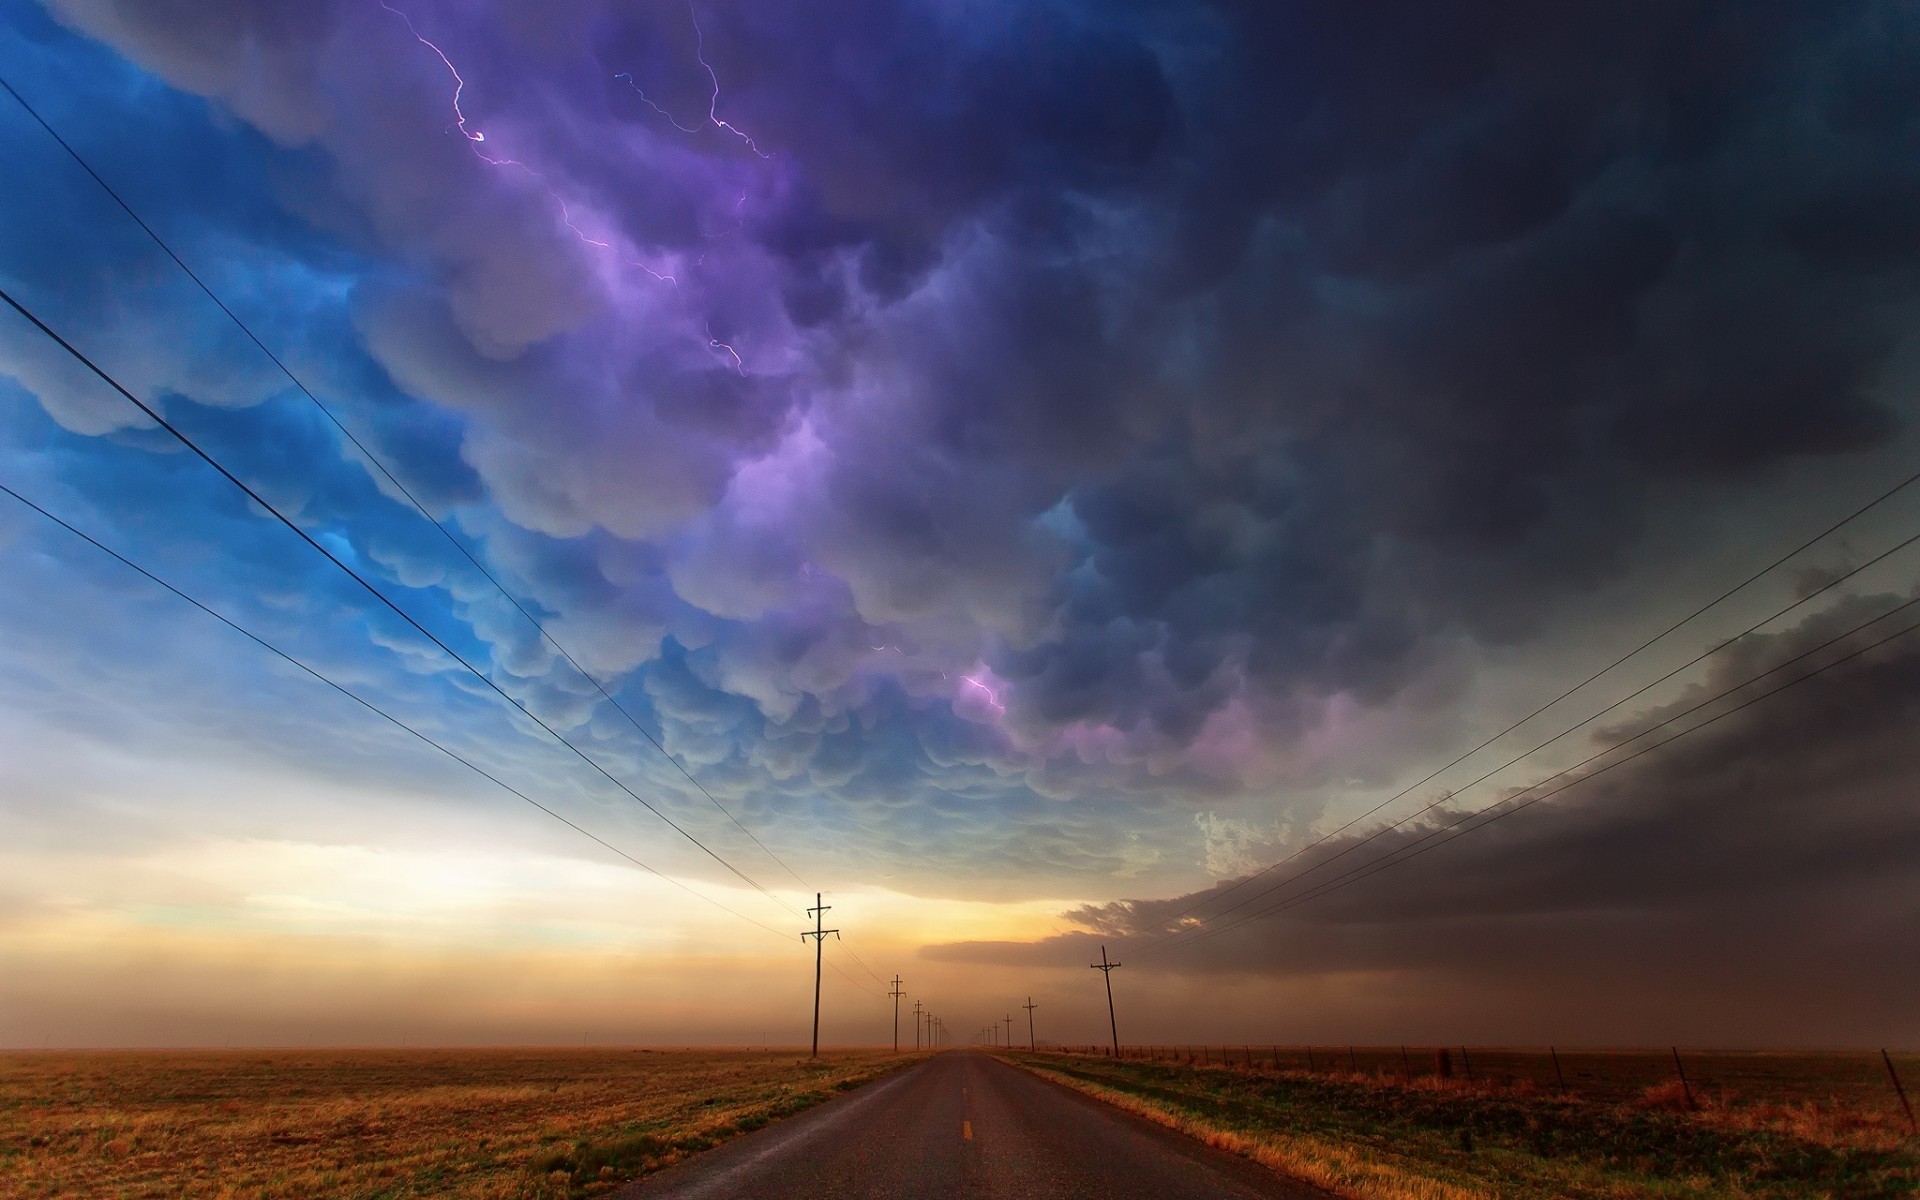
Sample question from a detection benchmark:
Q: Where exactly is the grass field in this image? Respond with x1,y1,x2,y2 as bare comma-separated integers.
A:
0,1047,915,1200
1017,1048,1920,1199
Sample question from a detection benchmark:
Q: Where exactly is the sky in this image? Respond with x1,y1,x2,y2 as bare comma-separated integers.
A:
2,0,1919,1050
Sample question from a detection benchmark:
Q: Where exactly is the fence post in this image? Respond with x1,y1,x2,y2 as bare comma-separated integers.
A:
1671,1047,1696,1111
1401,1045,1412,1079
1461,1046,1474,1082
1551,1046,1567,1093
1271,1045,1280,1070
1306,1046,1316,1071
1349,1045,1359,1072
1883,1050,1917,1135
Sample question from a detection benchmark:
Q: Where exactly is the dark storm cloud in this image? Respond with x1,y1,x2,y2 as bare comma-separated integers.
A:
929,600,1920,1040
5,0,1920,891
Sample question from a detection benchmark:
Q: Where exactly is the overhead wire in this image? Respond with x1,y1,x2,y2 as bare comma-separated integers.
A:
0,71,813,902
837,939,892,989
1140,464,1920,941
0,479,792,942
1135,519,1920,954
1147,587,1920,956
0,283,795,916
0,70,943,985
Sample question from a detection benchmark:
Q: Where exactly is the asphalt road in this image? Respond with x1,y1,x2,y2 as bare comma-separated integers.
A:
617,1051,1327,1199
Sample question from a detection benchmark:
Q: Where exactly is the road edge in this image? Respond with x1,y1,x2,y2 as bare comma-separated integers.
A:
604,1054,928,1198
1001,1053,1487,1200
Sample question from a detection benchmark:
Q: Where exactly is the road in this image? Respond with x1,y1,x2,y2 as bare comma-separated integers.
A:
617,1050,1327,1199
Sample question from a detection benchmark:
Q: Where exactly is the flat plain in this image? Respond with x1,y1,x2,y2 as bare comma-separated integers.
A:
0,1047,914,1200
6,1045,1917,1200
1019,1047,1920,1199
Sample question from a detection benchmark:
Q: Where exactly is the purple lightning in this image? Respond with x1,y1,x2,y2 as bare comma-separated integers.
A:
691,6,771,158
961,672,1007,715
378,0,498,153
378,0,758,368
614,5,770,158
706,323,746,373
614,72,704,134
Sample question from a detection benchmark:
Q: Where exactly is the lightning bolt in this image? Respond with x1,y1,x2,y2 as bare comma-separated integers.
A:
613,5,770,159
691,6,770,158
379,0,753,367
962,673,1007,715
379,0,499,155
706,322,746,373
614,72,704,134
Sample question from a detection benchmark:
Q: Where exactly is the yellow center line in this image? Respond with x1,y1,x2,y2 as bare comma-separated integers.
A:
963,1119,973,1141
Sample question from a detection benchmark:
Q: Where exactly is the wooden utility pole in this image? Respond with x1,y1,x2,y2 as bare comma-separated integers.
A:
1022,997,1038,1051
1004,1013,1014,1047
1090,945,1122,1057
913,1000,924,1050
800,893,839,1059
888,976,904,1053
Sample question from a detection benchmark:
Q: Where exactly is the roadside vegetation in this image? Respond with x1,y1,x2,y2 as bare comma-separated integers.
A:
1013,1049,1919,1200
0,1047,915,1200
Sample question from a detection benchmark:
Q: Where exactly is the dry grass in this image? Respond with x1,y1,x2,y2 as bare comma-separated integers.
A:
1014,1050,1920,1200
0,1047,916,1200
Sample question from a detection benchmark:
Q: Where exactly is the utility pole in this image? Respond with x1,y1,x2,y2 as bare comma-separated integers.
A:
1090,944,1122,1057
913,1000,924,1050
1004,1012,1013,1047
1022,997,1038,1051
800,893,840,1059
888,977,904,1053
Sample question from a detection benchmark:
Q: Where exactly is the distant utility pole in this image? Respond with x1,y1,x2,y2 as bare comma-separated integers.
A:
1022,997,1038,1051
913,1000,924,1050
1090,945,1122,1057
800,893,840,1059
888,977,905,1053
1004,1013,1013,1046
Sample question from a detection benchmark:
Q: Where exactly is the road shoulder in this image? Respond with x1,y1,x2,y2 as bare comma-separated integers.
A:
1005,1053,1433,1200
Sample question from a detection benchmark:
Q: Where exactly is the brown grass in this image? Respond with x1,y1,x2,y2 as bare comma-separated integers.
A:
1013,1050,1920,1200
0,1047,916,1200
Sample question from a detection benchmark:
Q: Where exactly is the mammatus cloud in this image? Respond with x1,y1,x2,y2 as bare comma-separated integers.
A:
1,0,1918,900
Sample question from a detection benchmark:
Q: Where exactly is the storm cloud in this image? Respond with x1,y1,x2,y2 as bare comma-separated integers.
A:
3,0,1919,912
929,599,1920,1043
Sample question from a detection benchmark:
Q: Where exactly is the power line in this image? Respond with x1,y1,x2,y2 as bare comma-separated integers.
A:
1137,518,1920,955
838,938,891,988
822,956,883,998
1152,590,1920,955
1207,596,1920,941
0,283,792,913
1141,463,1920,940
0,479,791,942
0,71,814,900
